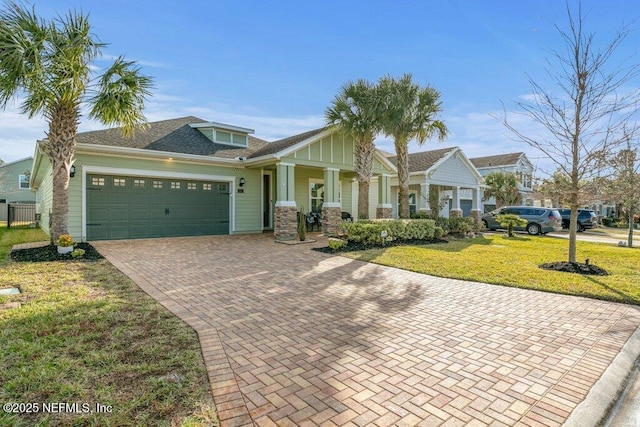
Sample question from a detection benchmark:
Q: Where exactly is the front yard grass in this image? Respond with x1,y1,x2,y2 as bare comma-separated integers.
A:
341,234,640,305
0,227,218,426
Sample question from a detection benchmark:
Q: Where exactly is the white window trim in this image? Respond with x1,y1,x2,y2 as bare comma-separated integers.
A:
18,174,30,189
213,129,248,148
309,178,342,213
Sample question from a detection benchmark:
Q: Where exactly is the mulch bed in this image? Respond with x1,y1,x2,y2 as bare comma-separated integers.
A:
313,238,448,253
10,242,104,262
539,261,609,276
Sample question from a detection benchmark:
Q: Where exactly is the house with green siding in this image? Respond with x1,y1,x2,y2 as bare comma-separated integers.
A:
30,116,397,241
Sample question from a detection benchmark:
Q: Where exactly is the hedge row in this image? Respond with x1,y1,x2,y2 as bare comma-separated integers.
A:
340,219,443,246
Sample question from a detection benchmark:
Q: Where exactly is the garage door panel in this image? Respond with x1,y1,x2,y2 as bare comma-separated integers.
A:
87,174,230,240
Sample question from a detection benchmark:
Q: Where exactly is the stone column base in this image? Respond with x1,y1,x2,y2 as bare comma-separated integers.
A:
322,206,342,236
376,207,393,219
470,209,482,227
274,205,298,241
450,209,463,219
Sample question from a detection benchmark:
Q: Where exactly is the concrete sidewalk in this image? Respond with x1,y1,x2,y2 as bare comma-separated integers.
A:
93,234,640,426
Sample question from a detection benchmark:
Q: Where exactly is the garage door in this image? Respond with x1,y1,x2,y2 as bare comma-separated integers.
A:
87,174,230,240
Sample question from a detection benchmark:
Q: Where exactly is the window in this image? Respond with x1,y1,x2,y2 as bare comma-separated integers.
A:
310,181,325,213
232,134,247,145
398,192,417,216
203,183,212,191
153,180,163,189
113,178,126,187
218,183,228,192
187,182,197,190
170,181,181,189
409,193,417,215
91,177,105,186
133,179,145,188
216,131,232,143
18,174,30,189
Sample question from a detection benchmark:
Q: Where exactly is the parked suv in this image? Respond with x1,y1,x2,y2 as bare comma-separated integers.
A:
482,206,563,235
557,208,598,232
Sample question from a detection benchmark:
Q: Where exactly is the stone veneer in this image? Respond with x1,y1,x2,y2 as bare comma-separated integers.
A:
322,206,342,236
450,209,463,219
274,206,298,241
470,209,482,227
376,207,393,219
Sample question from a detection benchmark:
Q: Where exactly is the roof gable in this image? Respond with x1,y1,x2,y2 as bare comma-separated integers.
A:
389,147,458,173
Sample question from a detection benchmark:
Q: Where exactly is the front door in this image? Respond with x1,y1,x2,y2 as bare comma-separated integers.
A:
263,173,272,229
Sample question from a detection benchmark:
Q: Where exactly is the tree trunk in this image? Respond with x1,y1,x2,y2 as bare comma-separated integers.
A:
629,210,634,248
354,138,375,219
395,137,410,219
43,103,79,243
357,179,370,220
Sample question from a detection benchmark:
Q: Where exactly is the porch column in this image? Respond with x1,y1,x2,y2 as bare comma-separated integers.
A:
274,163,297,241
450,186,463,218
322,168,341,236
376,174,393,219
419,181,431,216
470,187,482,226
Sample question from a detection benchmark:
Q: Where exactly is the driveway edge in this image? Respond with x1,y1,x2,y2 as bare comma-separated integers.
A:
563,324,640,426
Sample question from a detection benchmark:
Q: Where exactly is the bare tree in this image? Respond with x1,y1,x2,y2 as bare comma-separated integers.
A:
604,128,640,247
502,2,640,263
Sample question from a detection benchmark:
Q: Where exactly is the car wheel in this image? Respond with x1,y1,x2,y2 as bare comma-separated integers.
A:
527,223,541,235
577,223,584,232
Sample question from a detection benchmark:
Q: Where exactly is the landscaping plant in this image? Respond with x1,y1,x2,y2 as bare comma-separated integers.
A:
496,214,528,237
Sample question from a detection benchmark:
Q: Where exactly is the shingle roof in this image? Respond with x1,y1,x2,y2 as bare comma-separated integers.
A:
388,147,458,173
470,152,523,168
76,116,269,159
248,127,327,158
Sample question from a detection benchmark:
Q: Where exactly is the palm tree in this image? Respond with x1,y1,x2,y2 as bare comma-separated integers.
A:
0,2,152,242
378,74,447,218
325,79,379,219
483,172,522,208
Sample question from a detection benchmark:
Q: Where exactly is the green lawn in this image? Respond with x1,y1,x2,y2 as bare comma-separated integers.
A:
0,227,218,427
341,234,640,304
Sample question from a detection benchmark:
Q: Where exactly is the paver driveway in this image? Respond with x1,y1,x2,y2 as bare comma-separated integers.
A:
92,234,640,427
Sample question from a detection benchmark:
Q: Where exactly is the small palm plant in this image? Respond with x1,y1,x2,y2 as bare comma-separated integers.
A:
497,214,528,238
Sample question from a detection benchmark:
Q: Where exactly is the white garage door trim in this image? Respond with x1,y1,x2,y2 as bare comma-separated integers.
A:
81,165,236,241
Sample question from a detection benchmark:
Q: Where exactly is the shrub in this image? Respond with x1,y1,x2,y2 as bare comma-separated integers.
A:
434,226,444,239
341,219,437,246
71,248,85,258
433,217,475,235
496,214,527,237
327,238,345,251
410,211,431,219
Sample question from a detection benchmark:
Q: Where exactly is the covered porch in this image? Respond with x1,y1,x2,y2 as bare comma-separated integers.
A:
247,129,396,241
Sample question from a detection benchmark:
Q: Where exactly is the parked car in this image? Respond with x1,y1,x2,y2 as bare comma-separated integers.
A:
556,208,598,232
482,206,563,235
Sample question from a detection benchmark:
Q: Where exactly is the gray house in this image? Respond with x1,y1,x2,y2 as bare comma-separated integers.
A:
470,152,535,210
0,156,36,222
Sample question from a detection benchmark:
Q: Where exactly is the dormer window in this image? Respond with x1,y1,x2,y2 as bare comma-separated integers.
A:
190,121,253,148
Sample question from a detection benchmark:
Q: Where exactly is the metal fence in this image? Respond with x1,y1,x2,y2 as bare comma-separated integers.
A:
7,203,37,229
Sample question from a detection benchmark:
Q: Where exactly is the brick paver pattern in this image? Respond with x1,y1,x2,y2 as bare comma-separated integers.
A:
93,234,640,427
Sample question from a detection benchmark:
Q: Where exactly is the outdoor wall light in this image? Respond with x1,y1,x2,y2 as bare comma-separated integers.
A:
70,165,76,178
239,177,245,187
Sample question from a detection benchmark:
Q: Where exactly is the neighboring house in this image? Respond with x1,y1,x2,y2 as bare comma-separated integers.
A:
470,152,535,210
388,147,485,220
0,157,36,222
0,157,35,202
30,116,396,241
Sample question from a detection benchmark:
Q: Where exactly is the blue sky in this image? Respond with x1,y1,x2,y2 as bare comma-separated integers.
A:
1,1,638,176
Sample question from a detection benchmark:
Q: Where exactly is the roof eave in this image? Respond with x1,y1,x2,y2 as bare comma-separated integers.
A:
75,143,243,166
